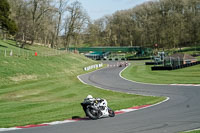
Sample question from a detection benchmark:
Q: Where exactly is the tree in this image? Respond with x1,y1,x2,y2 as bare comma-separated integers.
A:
28,0,53,45
8,0,54,48
53,0,68,48
6,0,200,49
83,0,200,49
64,1,89,48
0,0,17,37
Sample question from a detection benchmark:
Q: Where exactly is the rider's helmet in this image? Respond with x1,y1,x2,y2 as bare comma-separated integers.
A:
86,95,93,99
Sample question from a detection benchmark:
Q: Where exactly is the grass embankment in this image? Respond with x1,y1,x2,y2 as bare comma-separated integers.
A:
122,61,200,84
0,40,164,128
181,130,200,133
197,56,200,61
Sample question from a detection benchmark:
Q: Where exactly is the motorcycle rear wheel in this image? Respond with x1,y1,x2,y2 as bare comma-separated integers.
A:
86,108,100,120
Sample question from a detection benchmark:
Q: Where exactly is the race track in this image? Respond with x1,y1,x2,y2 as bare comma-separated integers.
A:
3,62,200,133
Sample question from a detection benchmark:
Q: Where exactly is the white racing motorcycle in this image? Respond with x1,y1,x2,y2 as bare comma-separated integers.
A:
81,98,115,120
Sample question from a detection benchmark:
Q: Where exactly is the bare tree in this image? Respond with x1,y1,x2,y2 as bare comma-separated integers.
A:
64,1,89,48
28,0,53,45
52,0,68,48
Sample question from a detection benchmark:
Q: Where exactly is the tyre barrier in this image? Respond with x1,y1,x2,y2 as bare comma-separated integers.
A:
83,63,103,71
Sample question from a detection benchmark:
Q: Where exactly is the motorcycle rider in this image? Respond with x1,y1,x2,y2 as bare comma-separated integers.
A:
82,95,108,117
84,95,107,106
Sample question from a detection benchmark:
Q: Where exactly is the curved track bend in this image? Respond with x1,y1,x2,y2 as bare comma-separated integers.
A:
4,62,200,133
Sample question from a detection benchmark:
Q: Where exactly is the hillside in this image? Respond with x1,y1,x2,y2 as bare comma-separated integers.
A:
0,40,164,127
0,40,96,85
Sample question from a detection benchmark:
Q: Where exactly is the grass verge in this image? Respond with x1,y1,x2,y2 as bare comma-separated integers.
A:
121,61,200,84
0,40,165,128
181,129,200,133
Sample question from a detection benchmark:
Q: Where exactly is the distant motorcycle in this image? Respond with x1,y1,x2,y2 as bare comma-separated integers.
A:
118,62,129,67
81,98,115,120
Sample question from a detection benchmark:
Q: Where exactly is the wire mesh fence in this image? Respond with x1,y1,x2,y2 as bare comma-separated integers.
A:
0,49,71,58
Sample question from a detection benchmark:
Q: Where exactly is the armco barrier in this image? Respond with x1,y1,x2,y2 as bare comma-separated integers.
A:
84,63,103,71
151,61,200,71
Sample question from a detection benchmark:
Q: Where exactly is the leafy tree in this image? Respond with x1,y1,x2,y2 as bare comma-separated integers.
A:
85,0,200,49
0,0,17,35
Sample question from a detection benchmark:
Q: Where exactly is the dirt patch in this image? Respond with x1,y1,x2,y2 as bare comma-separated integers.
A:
10,74,38,82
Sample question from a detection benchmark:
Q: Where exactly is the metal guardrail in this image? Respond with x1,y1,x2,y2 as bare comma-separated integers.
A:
151,61,200,71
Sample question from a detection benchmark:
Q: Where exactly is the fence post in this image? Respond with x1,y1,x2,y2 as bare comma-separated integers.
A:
4,50,6,57
18,49,20,57
26,51,29,58
10,50,13,56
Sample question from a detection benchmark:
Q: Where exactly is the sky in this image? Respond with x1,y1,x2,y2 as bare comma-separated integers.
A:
78,0,152,20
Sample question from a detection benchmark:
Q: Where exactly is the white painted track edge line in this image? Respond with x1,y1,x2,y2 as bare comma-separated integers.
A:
44,120,77,125
143,97,170,109
0,128,21,132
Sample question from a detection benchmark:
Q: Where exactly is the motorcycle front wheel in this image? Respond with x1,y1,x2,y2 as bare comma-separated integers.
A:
108,108,115,117
86,108,100,120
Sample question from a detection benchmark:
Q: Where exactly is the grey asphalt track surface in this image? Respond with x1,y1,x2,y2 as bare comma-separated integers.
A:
3,61,200,133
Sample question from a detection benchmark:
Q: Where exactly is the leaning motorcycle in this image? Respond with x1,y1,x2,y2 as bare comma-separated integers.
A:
81,99,115,120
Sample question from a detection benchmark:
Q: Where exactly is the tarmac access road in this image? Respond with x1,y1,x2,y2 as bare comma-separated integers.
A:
3,61,200,133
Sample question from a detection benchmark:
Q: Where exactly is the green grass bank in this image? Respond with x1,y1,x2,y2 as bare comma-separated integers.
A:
121,61,200,84
0,40,164,127
181,129,200,133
